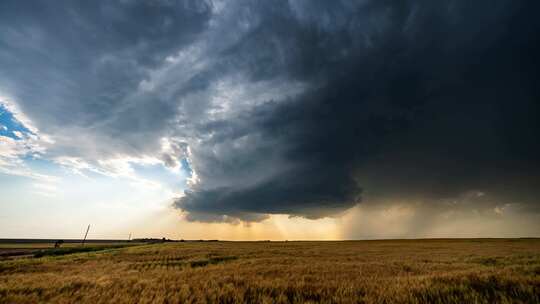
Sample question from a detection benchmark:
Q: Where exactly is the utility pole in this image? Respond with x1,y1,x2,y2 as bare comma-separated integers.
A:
82,224,90,247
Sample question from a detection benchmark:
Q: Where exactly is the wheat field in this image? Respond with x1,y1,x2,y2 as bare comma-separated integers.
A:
1,239,539,303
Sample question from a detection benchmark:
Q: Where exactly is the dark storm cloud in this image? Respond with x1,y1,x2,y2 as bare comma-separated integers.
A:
1,1,539,222
0,0,212,157
176,0,540,221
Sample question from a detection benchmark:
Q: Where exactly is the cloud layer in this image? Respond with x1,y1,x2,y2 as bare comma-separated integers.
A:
1,0,539,224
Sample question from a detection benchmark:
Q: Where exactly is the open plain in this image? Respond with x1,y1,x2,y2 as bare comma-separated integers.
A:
0,239,539,303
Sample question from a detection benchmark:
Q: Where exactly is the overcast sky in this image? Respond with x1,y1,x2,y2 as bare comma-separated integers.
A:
1,0,539,240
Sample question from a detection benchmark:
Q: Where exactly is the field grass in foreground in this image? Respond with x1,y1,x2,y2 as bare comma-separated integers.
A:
0,239,539,303
0,241,139,260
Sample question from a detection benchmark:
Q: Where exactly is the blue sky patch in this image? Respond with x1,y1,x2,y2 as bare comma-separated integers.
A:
0,103,32,140
180,158,193,176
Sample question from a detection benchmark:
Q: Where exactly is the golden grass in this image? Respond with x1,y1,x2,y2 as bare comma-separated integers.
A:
1,239,539,303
